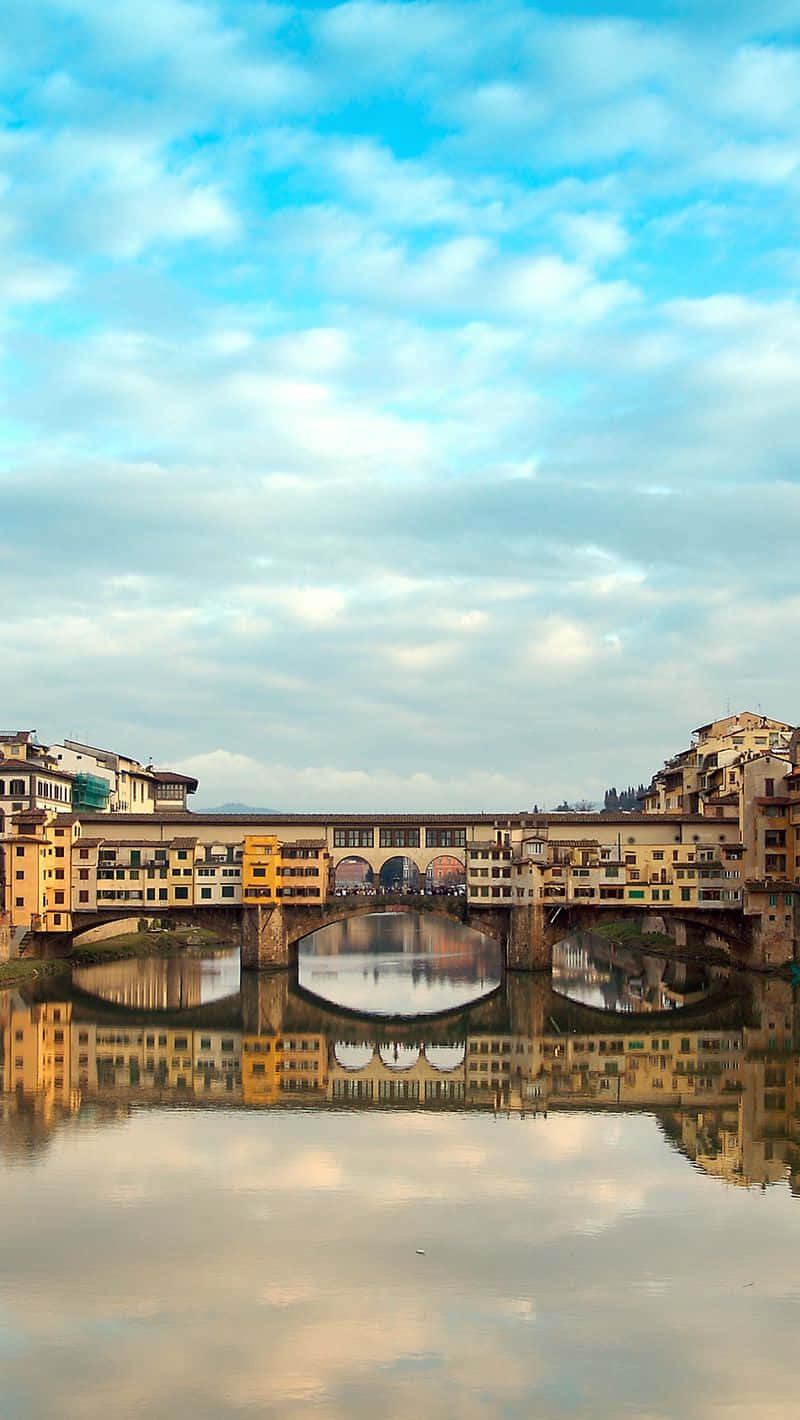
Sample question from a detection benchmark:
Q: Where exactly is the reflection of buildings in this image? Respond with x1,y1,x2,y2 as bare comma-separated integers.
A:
300,912,501,981
552,936,716,1014
3,972,800,1193
72,957,217,1012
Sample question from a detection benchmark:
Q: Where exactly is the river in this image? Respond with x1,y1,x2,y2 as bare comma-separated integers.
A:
1,915,799,1418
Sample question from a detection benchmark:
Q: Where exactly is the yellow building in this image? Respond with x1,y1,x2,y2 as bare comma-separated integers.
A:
167,836,199,908
276,839,332,902
2,1001,74,1113
3,809,75,933
242,834,279,903
242,1033,281,1104
643,712,793,817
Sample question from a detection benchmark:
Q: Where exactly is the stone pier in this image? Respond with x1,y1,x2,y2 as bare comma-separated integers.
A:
240,904,290,970
507,903,558,971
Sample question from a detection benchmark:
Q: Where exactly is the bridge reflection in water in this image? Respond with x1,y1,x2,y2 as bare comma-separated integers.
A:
3,930,800,1192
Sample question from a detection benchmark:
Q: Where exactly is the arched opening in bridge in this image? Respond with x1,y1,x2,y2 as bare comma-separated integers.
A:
335,856,375,894
425,854,465,895
379,856,422,893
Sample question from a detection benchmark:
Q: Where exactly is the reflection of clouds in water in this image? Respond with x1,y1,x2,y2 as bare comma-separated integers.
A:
334,1042,374,1069
3,1110,800,1418
378,1043,420,1071
300,952,501,1015
425,1044,465,1071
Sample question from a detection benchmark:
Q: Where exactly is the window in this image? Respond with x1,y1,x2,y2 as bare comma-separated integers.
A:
200,887,212,900
174,886,189,900
221,886,235,898
379,827,420,848
333,828,374,848
426,827,466,847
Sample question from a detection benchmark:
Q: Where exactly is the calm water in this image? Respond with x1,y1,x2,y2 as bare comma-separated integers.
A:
2,917,800,1419
296,910,503,1015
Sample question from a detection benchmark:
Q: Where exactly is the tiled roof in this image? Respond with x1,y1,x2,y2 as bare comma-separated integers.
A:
0,758,73,779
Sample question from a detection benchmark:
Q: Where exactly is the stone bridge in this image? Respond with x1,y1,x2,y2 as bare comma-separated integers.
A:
507,901,763,970
39,893,781,972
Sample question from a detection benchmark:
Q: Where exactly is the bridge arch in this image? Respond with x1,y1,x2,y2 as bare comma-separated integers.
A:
378,855,422,892
334,856,374,892
424,854,465,892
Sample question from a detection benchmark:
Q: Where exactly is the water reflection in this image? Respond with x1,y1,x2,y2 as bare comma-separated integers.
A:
72,949,241,1010
2,948,799,1192
296,911,502,1016
552,932,722,1012
4,942,800,1420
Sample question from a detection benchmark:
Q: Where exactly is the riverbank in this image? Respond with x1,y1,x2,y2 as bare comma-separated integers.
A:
0,927,229,989
590,918,733,967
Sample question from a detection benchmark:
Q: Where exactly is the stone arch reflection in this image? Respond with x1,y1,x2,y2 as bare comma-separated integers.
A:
378,1043,421,1071
333,1042,375,1070
424,1044,465,1072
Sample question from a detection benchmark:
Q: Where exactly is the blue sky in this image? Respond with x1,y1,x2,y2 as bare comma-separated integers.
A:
3,0,800,809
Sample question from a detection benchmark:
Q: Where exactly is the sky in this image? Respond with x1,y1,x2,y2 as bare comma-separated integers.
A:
3,0,800,811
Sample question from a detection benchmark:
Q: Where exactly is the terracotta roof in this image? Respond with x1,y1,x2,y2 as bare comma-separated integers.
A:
0,759,73,779
99,838,167,849
10,808,48,822
74,809,719,827
281,838,328,849
169,836,199,849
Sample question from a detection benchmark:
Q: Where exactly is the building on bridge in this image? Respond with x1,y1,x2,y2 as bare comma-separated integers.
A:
3,710,800,965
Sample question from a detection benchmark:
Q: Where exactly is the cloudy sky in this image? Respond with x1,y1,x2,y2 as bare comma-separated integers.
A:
3,0,799,810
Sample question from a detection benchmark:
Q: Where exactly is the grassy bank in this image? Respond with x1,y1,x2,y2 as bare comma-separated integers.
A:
589,918,731,964
0,957,72,989
69,926,229,964
592,919,675,949
1,927,230,988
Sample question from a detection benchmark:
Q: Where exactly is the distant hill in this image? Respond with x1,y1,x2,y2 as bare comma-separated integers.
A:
197,802,284,815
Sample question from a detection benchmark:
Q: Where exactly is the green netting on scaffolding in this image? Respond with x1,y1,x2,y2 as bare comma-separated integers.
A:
71,773,110,810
